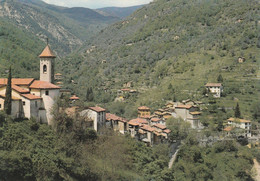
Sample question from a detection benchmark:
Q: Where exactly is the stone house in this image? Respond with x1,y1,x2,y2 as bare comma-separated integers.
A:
80,107,106,132
128,118,148,138
150,117,165,126
174,105,202,129
138,106,151,119
106,113,128,134
139,124,156,146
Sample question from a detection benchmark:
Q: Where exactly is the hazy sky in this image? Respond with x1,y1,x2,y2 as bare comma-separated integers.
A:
42,0,153,9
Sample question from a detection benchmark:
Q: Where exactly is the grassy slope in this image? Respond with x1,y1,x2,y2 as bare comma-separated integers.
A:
60,0,259,119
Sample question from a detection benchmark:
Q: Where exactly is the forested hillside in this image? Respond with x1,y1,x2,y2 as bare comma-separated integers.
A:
0,17,43,78
0,0,120,55
59,0,259,120
96,5,144,18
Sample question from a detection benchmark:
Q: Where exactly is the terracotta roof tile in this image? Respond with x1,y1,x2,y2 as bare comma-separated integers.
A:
227,117,251,123
88,106,106,112
39,45,56,58
106,113,128,122
138,106,150,110
205,83,222,87
12,85,30,93
106,113,121,121
69,95,80,100
140,125,156,132
21,94,42,100
224,126,233,132
175,104,193,109
129,118,148,126
163,129,171,134
151,118,160,122
153,124,167,130
190,111,201,115
29,80,60,89
0,78,34,85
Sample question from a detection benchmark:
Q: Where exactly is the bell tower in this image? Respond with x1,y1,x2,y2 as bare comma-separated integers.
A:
39,43,56,83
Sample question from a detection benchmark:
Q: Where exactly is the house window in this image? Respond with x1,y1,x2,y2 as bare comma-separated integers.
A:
23,101,25,106
43,65,47,73
45,90,49,95
35,101,37,107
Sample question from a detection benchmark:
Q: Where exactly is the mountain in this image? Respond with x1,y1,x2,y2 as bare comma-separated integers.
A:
96,5,145,19
0,17,44,78
60,0,259,119
0,0,119,55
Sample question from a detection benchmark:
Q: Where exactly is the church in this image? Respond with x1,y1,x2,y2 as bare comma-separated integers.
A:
0,44,60,125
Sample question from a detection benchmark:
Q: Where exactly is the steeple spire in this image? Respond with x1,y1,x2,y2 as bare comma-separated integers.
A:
39,44,56,58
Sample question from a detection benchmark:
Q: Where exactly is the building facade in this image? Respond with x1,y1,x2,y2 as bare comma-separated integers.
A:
205,83,223,98
0,44,60,124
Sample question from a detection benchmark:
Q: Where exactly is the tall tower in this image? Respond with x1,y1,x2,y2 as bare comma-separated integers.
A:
39,44,56,83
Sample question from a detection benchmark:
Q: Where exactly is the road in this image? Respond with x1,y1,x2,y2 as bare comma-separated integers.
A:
168,141,181,169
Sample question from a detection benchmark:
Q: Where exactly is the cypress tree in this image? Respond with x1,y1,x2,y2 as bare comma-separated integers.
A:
217,74,223,83
4,67,12,115
234,103,241,118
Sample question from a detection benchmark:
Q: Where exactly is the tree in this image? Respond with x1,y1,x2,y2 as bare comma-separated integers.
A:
4,67,12,115
234,103,241,118
86,87,94,102
217,74,223,83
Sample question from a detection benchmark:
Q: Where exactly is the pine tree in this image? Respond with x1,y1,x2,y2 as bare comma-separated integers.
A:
4,67,12,115
234,103,241,118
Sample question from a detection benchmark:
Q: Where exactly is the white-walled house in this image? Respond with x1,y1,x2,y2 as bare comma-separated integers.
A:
225,118,252,137
205,83,223,98
80,107,106,132
0,44,60,124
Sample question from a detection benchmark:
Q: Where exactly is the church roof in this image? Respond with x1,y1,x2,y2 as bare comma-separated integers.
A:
29,80,60,89
39,45,56,58
21,94,42,100
0,78,34,86
12,85,30,93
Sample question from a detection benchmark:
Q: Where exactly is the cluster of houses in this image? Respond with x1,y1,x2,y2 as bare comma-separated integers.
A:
73,100,206,145
68,105,172,146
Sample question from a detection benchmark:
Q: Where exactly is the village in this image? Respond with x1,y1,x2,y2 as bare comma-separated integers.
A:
0,44,255,148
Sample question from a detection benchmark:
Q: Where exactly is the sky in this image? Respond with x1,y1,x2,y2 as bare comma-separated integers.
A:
42,0,153,9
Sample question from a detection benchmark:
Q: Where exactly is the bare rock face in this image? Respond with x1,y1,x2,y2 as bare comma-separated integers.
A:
0,1,82,55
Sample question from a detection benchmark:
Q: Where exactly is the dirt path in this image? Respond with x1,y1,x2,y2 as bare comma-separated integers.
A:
253,159,260,181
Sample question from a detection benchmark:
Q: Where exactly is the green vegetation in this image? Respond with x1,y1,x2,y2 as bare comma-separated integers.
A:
235,102,241,118
0,17,43,78
59,0,259,123
171,136,254,181
0,110,255,181
0,111,171,180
